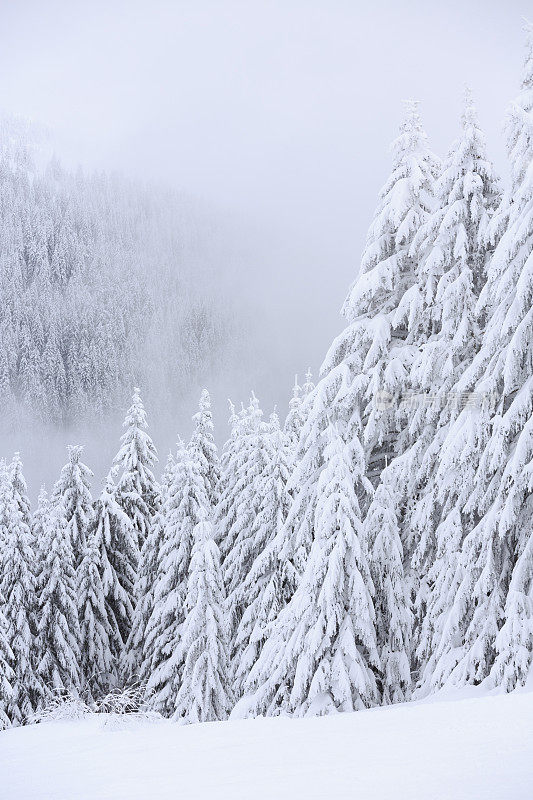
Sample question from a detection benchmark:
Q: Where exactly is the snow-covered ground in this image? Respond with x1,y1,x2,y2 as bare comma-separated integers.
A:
2,689,532,800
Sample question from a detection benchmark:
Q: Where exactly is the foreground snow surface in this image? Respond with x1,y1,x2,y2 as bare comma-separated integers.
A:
2,690,532,800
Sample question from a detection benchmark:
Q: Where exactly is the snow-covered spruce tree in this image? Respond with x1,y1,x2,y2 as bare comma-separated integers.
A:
283,370,315,463
160,450,176,499
0,588,15,729
491,526,533,691
9,453,31,528
302,368,315,399
293,368,315,458
125,505,166,684
125,455,175,683
230,412,295,698
278,104,438,594
222,395,269,635
427,26,533,692
388,88,500,683
91,474,138,673
338,100,439,484
281,388,327,577
189,389,220,509
113,387,159,556
52,445,93,569
284,375,305,460
143,440,208,716
238,419,378,718
0,478,43,724
214,401,243,556
35,503,81,698
173,514,231,724
364,473,412,704
32,486,50,563
78,529,114,701
274,369,315,579
0,462,9,552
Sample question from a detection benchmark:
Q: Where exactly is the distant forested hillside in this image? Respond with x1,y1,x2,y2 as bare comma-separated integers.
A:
0,116,241,426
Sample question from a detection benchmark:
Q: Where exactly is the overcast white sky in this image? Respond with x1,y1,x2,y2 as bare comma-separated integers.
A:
0,0,530,465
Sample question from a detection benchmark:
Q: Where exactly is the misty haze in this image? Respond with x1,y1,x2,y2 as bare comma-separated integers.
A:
0,3,532,799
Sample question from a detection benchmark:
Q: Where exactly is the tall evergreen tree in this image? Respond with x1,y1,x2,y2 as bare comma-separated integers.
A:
78,529,114,701
302,368,315,399
9,453,31,528
125,507,166,685
280,104,439,612
428,25,533,692
222,395,269,635
113,387,159,556
173,515,232,724
336,100,439,485
32,486,49,563
284,375,305,459
160,450,176,499
0,588,15,729
238,421,378,718
92,475,137,669
231,412,294,697
386,89,501,684
365,474,412,704
143,440,208,716
125,455,174,683
0,479,43,724
189,388,220,508
283,370,315,464
35,503,81,697
215,401,244,557
52,445,93,568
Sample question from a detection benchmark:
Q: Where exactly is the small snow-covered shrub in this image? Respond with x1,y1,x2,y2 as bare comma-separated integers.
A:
94,684,150,715
28,684,160,725
28,689,92,723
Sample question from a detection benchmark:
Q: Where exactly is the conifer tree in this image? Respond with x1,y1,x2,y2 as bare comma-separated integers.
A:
428,25,533,692
365,474,412,703
283,370,315,459
0,590,14,729
35,503,81,697
32,486,49,563
238,421,378,718
92,475,137,667
160,451,176,500
215,401,244,557
302,368,315,399
277,105,438,612
125,454,173,683
284,375,305,458
143,440,208,716
387,89,501,682
0,479,43,724
189,388,220,508
222,395,269,634
9,453,31,528
113,387,159,556
78,530,114,701
231,412,294,697
336,100,439,483
173,515,231,724
52,445,93,568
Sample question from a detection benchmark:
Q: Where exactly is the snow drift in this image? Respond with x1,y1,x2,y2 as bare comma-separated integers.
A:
1,689,532,800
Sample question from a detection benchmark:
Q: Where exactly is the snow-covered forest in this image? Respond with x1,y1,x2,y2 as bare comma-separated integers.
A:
1,21,533,729
0,115,244,427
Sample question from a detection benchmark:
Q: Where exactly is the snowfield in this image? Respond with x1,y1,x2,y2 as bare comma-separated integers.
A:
2,689,532,800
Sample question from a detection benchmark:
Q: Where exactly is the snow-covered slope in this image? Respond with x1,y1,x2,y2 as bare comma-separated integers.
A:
1,690,532,800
